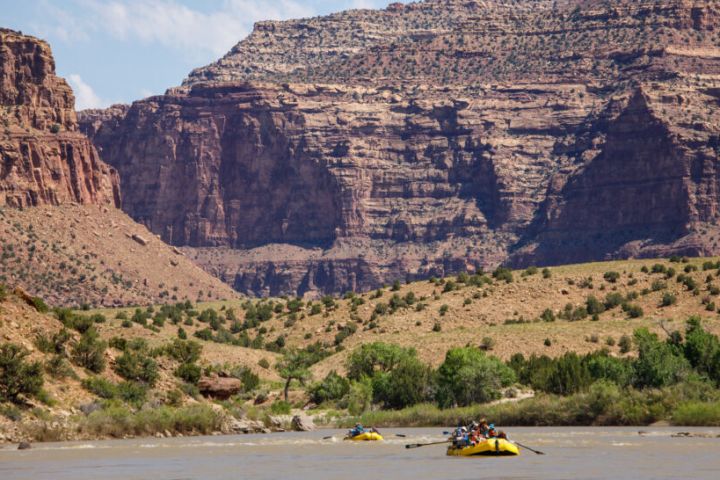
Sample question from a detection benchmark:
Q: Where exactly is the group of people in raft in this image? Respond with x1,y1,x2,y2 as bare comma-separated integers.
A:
348,419,505,448
450,419,506,448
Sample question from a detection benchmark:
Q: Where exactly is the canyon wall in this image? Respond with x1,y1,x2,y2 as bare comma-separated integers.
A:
1,28,120,208
79,0,720,296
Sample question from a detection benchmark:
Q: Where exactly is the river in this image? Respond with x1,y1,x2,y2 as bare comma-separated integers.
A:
1,427,718,480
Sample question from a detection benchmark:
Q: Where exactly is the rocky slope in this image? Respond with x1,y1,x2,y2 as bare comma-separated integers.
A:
1,28,120,208
79,0,720,296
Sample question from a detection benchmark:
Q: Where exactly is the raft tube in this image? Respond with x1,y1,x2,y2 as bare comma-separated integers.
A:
446,438,520,456
344,431,384,441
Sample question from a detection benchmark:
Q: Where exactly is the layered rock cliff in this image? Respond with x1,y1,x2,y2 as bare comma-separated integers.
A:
79,0,720,296
1,28,120,208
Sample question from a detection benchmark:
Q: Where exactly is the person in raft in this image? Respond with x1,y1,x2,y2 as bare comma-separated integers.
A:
349,423,365,437
348,424,380,437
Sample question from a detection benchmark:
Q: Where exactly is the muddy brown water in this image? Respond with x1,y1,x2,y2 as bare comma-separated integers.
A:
1,427,718,480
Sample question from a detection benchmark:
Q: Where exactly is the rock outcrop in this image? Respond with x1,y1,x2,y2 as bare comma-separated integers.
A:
79,0,720,296
1,28,119,208
198,375,243,400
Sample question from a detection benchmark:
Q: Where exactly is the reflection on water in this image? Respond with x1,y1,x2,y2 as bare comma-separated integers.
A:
1,427,718,480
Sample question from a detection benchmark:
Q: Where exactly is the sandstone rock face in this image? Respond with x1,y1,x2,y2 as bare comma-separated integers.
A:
1,28,119,208
79,0,720,296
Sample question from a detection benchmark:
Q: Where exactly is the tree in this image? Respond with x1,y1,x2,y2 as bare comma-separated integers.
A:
633,328,691,388
683,317,720,384
276,349,312,402
346,342,416,380
544,353,592,395
371,355,433,409
0,343,44,403
436,347,515,407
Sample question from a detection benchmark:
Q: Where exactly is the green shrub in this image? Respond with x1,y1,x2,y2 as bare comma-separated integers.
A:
35,328,71,355
0,343,44,403
165,339,202,363
258,358,270,369
540,309,555,322
71,329,106,373
492,267,514,283
542,268,551,279
661,292,677,307
672,401,720,426
30,296,49,313
480,337,496,351
175,362,201,384
585,295,605,315
603,271,620,283
82,376,117,399
309,371,351,404
622,303,644,318
619,335,633,354
45,355,76,379
270,400,292,414
0,283,7,302
114,351,159,386
604,292,625,309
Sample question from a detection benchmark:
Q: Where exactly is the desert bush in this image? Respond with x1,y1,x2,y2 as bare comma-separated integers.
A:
114,351,159,386
603,271,620,283
0,343,44,403
175,362,201,384
71,329,106,373
492,267,514,283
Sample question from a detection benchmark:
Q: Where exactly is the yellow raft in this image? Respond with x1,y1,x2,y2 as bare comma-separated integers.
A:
345,431,384,441
446,438,520,456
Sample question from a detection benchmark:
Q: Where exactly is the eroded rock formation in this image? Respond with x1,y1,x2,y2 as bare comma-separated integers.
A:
1,28,119,208
79,0,720,296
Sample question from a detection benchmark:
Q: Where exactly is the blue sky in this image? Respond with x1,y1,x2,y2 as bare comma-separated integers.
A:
3,0,406,109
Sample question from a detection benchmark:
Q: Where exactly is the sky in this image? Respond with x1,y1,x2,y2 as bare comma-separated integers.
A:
2,0,406,109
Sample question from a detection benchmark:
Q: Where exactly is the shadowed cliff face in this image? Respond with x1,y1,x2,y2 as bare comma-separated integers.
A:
79,0,720,296
0,29,120,208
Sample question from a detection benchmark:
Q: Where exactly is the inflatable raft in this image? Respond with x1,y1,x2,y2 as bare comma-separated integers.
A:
345,431,384,441
446,438,520,456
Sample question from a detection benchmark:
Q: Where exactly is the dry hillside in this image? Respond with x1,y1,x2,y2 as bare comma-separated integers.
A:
0,205,237,307
90,257,720,380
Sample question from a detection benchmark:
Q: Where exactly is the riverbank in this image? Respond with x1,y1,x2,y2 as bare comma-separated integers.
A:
340,382,720,428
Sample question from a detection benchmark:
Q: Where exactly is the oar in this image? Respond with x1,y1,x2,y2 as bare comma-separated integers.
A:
322,435,334,440
395,434,407,438
405,440,451,449
513,440,545,455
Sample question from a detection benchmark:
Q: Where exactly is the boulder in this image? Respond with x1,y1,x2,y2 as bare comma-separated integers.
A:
131,234,148,246
228,418,266,434
17,442,31,450
291,414,315,432
198,376,242,400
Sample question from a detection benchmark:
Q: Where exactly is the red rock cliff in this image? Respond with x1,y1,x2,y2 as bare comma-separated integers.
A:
1,28,120,208
79,0,720,296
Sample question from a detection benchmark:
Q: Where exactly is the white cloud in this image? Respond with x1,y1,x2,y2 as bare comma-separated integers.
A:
50,0,315,60
67,74,105,110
